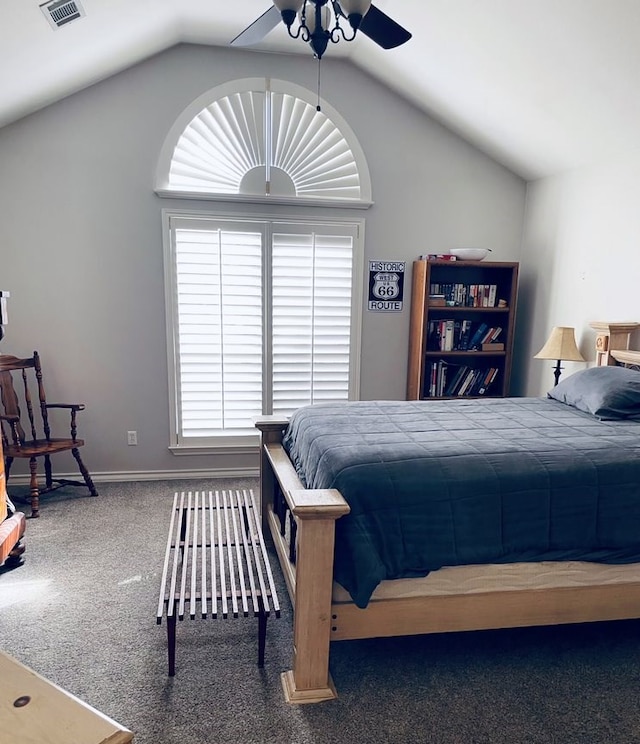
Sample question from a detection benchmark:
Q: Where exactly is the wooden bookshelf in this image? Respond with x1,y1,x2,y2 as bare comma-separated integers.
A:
407,259,519,399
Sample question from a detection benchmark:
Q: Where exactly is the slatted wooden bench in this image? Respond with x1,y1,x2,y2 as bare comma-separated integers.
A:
156,488,280,676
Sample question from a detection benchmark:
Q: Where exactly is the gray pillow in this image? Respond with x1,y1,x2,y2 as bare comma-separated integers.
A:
548,365,640,420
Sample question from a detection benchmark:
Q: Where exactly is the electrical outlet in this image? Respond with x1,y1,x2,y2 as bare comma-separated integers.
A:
127,430,137,446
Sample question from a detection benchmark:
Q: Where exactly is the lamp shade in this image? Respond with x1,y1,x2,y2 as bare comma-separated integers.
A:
304,3,331,33
339,0,372,16
273,0,304,11
534,326,585,362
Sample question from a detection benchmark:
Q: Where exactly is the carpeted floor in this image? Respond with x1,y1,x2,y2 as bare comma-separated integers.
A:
3,480,640,743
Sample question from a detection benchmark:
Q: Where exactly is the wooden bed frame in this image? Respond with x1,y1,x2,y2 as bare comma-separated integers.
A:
255,321,640,704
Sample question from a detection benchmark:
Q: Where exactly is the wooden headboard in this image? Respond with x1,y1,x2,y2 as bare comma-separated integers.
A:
590,321,640,369
610,349,640,370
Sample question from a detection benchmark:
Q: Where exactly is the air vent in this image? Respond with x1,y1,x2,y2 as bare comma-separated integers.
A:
40,0,85,29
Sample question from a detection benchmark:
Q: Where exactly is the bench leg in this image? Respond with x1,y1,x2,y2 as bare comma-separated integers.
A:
167,610,177,677
258,599,267,668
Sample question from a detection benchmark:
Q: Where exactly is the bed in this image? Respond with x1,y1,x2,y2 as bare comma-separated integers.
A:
255,321,640,703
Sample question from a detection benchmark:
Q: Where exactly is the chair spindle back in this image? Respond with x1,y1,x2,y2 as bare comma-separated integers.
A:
0,352,50,445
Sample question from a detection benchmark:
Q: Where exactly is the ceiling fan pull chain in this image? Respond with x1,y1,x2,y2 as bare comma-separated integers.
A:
316,56,322,112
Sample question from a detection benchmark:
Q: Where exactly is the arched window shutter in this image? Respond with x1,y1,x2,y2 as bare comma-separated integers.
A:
156,78,372,206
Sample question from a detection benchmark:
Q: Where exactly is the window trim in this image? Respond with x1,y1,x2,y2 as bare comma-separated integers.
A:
162,207,364,455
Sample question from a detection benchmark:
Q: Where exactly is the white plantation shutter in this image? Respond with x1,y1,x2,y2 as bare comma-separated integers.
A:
166,215,361,448
169,90,360,199
169,91,265,194
272,225,354,415
161,79,372,204
173,220,263,440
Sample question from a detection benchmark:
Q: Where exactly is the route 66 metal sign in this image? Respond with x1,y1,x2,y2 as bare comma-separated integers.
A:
368,260,405,311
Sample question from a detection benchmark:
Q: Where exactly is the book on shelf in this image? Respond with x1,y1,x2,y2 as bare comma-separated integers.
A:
489,284,498,307
426,359,455,397
482,342,505,351
467,369,487,396
483,285,491,307
459,370,472,395
428,360,448,397
479,326,495,345
426,320,504,353
468,323,489,350
428,362,437,397
478,327,503,350
425,363,500,398
459,320,473,350
450,368,466,396
426,321,441,350
427,282,500,307
443,320,455,351
442,364,466,396
421,254,458,261
478,367,499,395
439,360,449,396
457,369,477,396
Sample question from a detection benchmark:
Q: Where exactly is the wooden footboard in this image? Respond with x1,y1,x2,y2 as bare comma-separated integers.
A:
256,418,349,703
256,416,640,704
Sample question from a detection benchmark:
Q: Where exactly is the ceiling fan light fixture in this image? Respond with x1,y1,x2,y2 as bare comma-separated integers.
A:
302,3,332,58
232,1,411,59
338,0,371,12
272,0,304,11
272,0,304,28
338,0,371,29
304,3,331,34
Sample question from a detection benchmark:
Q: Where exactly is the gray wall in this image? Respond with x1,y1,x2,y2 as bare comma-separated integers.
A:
520,155,640,397
0,43,526,481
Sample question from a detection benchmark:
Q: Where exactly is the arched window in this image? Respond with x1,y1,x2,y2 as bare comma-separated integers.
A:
155,78,372,206
158,79,369,450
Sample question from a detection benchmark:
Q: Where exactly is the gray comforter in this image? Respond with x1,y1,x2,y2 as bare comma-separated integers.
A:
282,398,640,608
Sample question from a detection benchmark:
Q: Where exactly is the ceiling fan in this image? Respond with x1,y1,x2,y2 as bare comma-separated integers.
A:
231,0,412,60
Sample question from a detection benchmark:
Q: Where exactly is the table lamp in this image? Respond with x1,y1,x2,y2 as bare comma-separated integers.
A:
534,326,585,386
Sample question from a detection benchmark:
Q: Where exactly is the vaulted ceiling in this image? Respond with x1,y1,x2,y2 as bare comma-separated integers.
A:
3,0,640,180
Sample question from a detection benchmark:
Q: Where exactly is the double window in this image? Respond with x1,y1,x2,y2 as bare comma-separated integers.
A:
164,213,363,449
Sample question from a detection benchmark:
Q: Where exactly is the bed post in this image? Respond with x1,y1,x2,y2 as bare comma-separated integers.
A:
254,417,288,533
282,488,349,703
255,417,351,703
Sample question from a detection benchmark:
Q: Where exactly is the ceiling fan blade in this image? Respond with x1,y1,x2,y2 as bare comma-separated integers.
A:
231,6,281,47
358,4,412,50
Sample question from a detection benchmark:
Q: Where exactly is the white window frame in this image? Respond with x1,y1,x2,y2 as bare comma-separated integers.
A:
163,208,364,454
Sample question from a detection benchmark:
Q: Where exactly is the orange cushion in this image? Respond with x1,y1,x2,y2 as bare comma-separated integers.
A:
0,486,6,522
0,512,25,565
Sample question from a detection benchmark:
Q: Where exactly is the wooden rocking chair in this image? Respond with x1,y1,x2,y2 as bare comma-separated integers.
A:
0,351,98,518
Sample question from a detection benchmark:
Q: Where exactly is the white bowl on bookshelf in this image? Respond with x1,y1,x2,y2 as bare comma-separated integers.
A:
449,248,490,261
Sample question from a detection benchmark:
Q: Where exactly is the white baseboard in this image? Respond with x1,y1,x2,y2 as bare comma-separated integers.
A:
7,467,260,486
